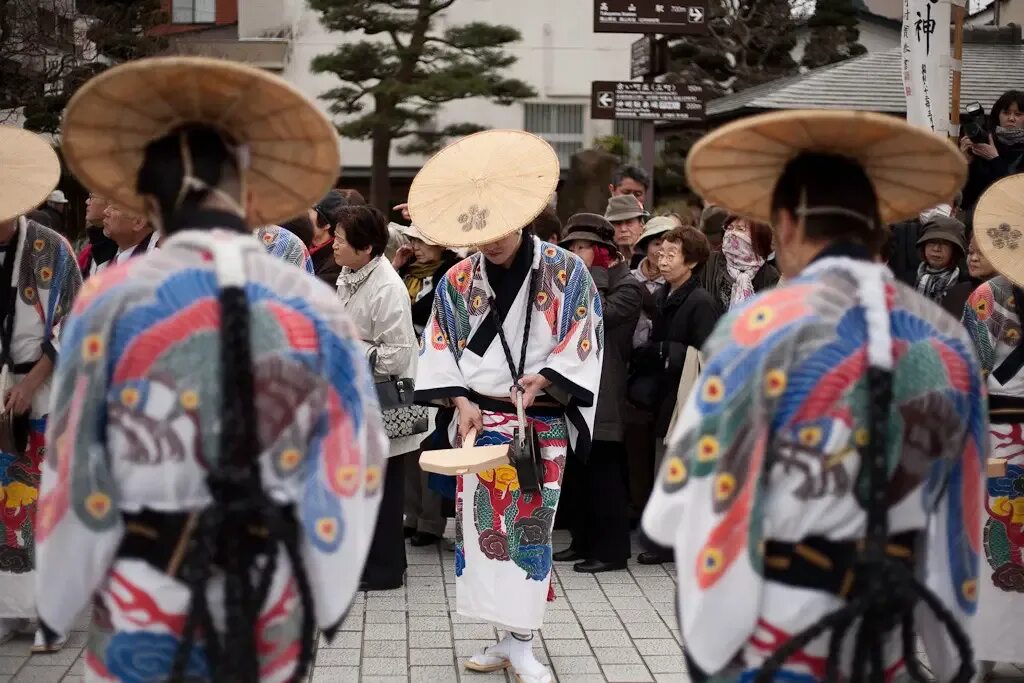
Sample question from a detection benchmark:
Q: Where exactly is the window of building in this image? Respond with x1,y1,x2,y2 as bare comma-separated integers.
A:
172,0,216,24
523,103,585,168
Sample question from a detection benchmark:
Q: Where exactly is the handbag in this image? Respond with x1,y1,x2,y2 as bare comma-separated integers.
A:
488,272,544,494
368,348,429,439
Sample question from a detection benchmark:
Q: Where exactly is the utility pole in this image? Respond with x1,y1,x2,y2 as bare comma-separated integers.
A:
641,33,656,208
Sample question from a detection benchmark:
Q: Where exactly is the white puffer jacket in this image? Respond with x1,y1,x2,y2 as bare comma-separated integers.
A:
336,256,420,457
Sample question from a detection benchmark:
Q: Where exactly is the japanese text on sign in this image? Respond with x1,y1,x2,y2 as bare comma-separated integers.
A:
591,81,706,122
594,0,708,35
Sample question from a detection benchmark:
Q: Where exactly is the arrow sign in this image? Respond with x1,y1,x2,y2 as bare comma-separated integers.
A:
597,91,615,108
688,6,704,22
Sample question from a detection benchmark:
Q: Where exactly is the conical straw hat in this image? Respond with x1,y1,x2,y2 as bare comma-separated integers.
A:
686,110,966,225
407,130,559,248
974,175,1024,288
0,127,61,224
61,57,340,227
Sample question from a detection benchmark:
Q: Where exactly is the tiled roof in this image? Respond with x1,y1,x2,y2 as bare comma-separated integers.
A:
706,42,1024,119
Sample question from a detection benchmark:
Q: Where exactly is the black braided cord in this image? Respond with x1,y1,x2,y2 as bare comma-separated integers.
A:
487,258,541,392
753,368,975,683
168,285,319,682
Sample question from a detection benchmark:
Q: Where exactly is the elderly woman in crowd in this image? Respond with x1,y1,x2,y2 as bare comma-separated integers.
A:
555,214,642,573
391,223,460,547
700,215,779,312
334,205,422,591
630,226,719,565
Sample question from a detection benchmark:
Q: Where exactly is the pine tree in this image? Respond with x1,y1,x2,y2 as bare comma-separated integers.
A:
801,0,867,69
309,0,535,210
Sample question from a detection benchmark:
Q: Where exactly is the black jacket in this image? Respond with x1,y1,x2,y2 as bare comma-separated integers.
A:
889,220,923,286
591,262,643,443
700,250,780,314
309,240,341,288
632,278,720,437
941,277,982,320
401,251,461,330
962,142,1024,214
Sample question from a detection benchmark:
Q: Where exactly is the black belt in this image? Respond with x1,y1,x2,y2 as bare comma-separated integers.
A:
989,394,1024,424
118,507,285,577
468,391,563,418
763,530,918,598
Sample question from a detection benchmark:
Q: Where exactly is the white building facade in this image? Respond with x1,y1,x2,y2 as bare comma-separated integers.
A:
230,0,635,178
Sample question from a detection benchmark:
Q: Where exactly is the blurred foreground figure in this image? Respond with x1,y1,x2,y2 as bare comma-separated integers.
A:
36,57,386,682
644,110,985,683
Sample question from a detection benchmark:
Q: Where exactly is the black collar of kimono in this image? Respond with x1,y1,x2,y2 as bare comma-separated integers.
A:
0,224,20,369
467,235,535,358
661,275,700,309
170,208,249,234
809,241,873,264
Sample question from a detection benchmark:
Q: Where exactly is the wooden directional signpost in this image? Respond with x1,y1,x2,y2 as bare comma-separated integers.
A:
593,0,708,205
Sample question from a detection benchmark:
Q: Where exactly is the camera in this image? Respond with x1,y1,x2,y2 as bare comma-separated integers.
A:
962,102,989,144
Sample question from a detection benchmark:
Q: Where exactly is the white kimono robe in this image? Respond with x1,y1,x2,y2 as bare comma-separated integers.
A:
416,236,603,632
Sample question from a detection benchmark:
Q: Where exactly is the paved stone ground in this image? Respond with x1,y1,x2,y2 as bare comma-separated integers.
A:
3,529,1024,682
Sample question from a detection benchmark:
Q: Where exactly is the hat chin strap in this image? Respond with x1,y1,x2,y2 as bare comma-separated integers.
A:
171,130,250,222
795,188,877,231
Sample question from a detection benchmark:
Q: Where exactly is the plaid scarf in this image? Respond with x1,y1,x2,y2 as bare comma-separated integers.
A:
915,262,960,303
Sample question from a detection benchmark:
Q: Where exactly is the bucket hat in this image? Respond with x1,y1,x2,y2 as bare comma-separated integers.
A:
61,56,341,227
559,213,617,251
916,215,966,256
0,127,61,224
974,175,1024,288
407,130,559,248
635,216,678,250
685,110,966,225
605,195,645,222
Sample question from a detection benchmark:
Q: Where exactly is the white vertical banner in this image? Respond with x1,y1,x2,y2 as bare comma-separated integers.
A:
901,0,952,134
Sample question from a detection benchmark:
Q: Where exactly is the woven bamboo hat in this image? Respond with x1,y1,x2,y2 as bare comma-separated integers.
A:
407,130,559,248
61,57,340,227
0,127,61,224
686,110,966,225
974,175,1024,288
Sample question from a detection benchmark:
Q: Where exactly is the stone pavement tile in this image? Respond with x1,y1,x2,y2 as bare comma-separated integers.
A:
366,610,407,624
572,603,616,616
338,615,363,632
628,565,668,577
410,665,459,682
60,678,82,683
407,564,442,576
410,649,456,666
454,624,496,640
644,654,687,674
409,591,448,604
65,660,83,677
0,658,23,675
0,641,32,657
635,639,683,656
314,649,360,666
557,676,607,683
453,639,495,657
544,639,592,657
558,576,600,589
539,622,584,640
594,647,644,665
542,610,579,624
586,630,634,648
581,617,625,631
655,674,691,683
450,612,490,625
364,597,407,611
596,571,636,584
626,621,673,639
615,610,660,624
364,623,407,640
407,552,440,564
550,655,602,675
363,640,408,657
11,667,67,683
408,603,448,616
410,630,453,648
603,664,655,682
635,578,676,591
409,616,449,631
601,583,645,597
362,658,409,675
609,596,654,611
361,677,408,683
320,632,361,649
565,589,610,605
